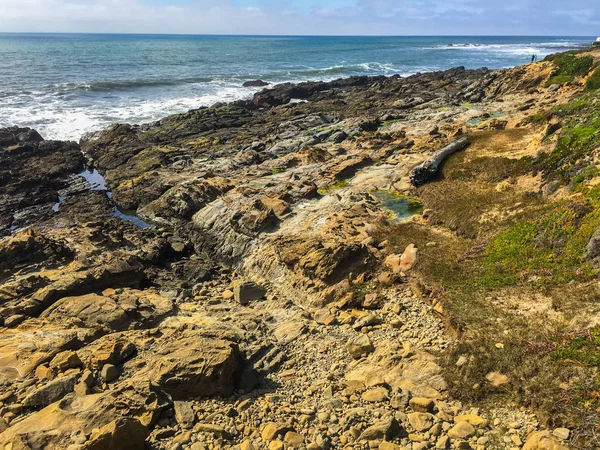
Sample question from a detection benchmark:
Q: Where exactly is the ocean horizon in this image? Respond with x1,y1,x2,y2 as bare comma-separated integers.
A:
1,34,593,141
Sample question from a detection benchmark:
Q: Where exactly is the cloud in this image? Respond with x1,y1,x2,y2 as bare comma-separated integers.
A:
0,0,598,35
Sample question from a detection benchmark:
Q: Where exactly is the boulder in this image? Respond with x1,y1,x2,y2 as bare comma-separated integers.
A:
150,331,239,399
243,80,269,88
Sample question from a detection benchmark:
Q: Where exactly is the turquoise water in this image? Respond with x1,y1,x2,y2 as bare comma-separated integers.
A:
0,34,592,141
373,191,424,223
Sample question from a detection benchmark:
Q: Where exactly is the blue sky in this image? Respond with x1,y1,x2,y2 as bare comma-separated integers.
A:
0,0,598,35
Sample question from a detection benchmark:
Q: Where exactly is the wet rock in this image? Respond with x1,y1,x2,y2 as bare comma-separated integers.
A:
243,80,269,88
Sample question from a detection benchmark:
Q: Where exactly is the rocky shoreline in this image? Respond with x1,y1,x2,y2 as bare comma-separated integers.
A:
2,49,600,450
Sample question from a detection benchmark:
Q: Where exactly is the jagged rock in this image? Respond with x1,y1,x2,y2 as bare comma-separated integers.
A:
149,330,239,399
23,374,78,408
49,351,83,372
82,417,148,450
174,401,196,428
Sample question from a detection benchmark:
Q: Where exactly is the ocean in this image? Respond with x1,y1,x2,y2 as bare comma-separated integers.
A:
0,34,593,142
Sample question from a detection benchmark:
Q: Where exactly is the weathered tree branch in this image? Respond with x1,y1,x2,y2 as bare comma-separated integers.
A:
410,137,470,187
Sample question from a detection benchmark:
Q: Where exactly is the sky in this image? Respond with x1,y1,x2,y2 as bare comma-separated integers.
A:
0,0,599,36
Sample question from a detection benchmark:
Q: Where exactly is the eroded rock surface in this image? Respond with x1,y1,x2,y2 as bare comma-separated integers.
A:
0,54,584,449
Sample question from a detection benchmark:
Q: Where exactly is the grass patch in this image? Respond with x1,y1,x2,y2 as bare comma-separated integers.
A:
586,67,600,91
544,52,594,86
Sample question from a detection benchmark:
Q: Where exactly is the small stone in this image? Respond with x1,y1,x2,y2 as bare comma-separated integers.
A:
284,431,305,448
486,371,509,387
174,401,195,428
436,435,449,449
173,432,192,444
262,423,291,441
408,412,435,432
362,293,381,309
454,414,488,427
240,440,256,450
448,421,475,440
362,387,389,402
100,364,119,383
222,289,234,299
34,365,54,381
314,308,336,326
269,441,284,450
409,397,435,413
379,442,402,450
345,334,374,359
359,417,401,441
553,428,570,440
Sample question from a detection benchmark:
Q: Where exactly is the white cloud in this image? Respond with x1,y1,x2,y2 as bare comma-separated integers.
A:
0,0,597,35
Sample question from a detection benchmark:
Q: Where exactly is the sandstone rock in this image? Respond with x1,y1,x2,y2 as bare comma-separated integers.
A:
400,244,418,271
234,282,266,305
23,374,78,408
552,428,570,441
454,414,488,427
150,331,239,399
262,423,292,441
346,334,374,359
362,293,382,309
448,421,475,440
314,308,336,325
379,442,402,450
35,364,55,381
50,351,83,372
523,431,569,450
409,397,435,413
407,412,435,432
284,431,305,448
83,417,148,450
101,364,119,383
359,417,401,441
361,387,389,402
174,401,196,428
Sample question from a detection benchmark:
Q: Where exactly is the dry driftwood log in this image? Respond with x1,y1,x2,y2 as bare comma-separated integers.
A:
410,137,470,187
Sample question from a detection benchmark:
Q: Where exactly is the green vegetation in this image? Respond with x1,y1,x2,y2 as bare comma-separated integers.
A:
536,93,600,185
373,92,600,445
586,67,600,91
544,52,594,86
317,178,349,195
